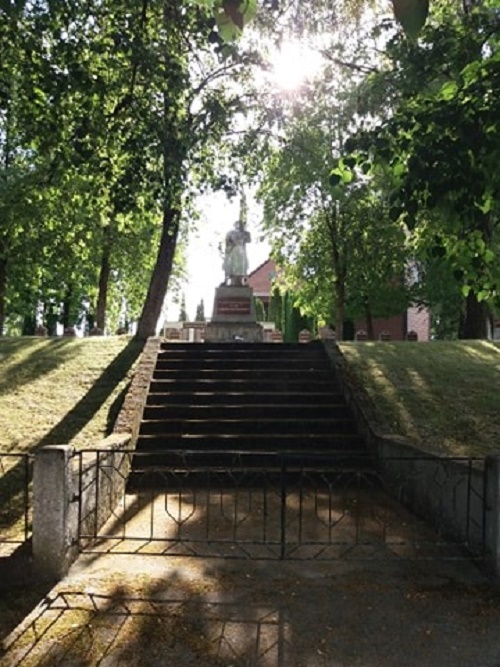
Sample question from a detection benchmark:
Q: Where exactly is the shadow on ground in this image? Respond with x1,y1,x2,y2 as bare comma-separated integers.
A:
34,338,143,449
0,339,77,397
2,472,500,666
2,554,500,667
0,558,51,652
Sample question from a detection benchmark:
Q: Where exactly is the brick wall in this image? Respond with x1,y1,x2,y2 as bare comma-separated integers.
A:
354,314,406,340
247,259,276,294
407,306,431,341
354,307,431,341
247,259,276,316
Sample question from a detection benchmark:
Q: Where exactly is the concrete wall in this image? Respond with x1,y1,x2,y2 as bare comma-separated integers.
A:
33,434,131,581
375,437,485,552
323,340,500,579
113,336,160,442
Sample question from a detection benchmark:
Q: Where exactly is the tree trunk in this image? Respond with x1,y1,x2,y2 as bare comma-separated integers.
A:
461,291,489,339
61,285,74,328
136,0,187,341
95,231,112,331
135,206,180,340
0,252,7,336
363,296,374,340
460,212,493,339
334,279,345,341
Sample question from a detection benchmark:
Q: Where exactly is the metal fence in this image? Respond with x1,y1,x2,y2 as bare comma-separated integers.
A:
0,452,33,553
75,450,486,562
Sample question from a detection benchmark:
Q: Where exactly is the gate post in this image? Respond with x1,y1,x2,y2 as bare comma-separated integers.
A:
33,445,78,581
485,455,500,581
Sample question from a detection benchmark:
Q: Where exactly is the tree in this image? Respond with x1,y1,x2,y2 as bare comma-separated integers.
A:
0,0,460,339
0,0,168,335
254,297,266,322
347,4,500,338
179,294,189,322
195,299,206,321
258,65,408,340
266,286,314,340
135,1,264,339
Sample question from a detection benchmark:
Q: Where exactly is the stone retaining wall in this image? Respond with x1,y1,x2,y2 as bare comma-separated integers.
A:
323,340,500,579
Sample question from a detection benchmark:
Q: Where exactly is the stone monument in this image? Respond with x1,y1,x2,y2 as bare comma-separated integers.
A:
204,219,263,342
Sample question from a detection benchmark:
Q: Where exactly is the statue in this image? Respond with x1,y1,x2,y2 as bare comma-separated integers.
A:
223,220,251,286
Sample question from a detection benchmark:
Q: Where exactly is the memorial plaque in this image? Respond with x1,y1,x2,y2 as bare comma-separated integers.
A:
216,297,251,317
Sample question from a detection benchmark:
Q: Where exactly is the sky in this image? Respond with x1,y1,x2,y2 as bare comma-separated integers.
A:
164,191,271,323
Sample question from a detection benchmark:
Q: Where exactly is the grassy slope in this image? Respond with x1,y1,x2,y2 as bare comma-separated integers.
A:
339,340,500,458
0,337,143,453
0,338,499,458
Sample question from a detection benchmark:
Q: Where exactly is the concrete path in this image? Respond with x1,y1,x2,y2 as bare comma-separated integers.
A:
2,550,500,667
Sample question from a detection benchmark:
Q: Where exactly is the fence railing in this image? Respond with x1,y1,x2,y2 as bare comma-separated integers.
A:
74,450,487,562
0,452,33,552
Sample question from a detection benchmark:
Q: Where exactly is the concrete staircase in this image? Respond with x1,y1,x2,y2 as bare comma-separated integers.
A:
129,341,370,483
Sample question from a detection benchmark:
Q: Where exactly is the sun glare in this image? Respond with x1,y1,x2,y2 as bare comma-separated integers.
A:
271,41,323,91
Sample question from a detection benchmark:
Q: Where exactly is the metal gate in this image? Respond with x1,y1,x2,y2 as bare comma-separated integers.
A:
75,449,486,562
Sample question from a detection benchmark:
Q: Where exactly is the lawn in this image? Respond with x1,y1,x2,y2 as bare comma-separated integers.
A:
339,340,500,458
0,337,499,459
0,336,143,454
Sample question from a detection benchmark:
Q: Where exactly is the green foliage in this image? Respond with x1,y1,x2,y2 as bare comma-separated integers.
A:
5,0,497,342
190,0,257,42
0,0,170,333
258,64,409,339
282,291,313,342
215,0,257,42
253,296,266,322
268,287,283,330
1,0,257,336
348,4,500,337
195,299,206,321
391,0,429,40
267,287,312,341
179,294,189,322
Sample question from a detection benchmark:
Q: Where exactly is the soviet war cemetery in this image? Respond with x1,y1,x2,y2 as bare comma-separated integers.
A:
2,1,500,665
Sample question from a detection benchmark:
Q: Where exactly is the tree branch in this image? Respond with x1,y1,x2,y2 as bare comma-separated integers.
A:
320,50,379,75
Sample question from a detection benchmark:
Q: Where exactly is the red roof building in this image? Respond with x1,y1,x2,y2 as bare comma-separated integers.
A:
247,259,277,316
247,258,430,341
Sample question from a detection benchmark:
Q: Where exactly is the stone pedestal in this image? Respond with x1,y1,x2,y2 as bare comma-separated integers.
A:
205,285,263,342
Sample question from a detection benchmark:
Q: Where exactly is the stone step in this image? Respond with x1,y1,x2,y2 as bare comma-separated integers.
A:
129,342,370,487
152,368,339,381
139,417,357,436
135,432,366,451
155,357,328,371
127,463,378,492
142,403,351,419
149,378,341,393
130,449,372,472
160,342,322,354
145,392,345,406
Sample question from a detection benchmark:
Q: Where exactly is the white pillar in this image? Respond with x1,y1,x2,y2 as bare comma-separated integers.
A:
33,445,78,581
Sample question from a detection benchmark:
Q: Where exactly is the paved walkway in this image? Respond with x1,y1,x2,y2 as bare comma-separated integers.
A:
1,550,500,667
